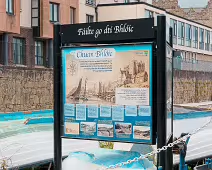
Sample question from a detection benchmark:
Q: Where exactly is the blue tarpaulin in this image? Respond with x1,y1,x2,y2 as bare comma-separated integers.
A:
62,149,156,170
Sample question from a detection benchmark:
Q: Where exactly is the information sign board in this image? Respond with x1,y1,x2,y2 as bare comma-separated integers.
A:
62,44,153,144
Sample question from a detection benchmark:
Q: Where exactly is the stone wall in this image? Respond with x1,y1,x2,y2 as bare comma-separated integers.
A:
0,66,53,113
0,66,211,112
174,70,212,104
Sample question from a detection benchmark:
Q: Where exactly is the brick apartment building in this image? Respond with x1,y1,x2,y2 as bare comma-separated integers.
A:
0,0,79,68
0,0,212,69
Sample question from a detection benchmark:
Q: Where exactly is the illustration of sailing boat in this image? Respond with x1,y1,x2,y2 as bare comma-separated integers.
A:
67,78,83,101
98,82,102,98
82,78,88,101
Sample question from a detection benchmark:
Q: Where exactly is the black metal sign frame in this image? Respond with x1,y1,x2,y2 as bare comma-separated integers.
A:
53,15,173,170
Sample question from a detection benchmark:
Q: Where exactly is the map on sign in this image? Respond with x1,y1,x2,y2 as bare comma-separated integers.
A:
62,44,153,144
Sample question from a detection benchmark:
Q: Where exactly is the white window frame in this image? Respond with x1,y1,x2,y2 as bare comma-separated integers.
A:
70,7,75,24
50,2,59,22
6,0,14,14
35,41,44,66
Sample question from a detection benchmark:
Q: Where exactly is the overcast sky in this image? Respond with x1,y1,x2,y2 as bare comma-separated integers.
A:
178,0,209,8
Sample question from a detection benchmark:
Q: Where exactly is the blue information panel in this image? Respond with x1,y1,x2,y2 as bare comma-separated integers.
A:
62,44,153,144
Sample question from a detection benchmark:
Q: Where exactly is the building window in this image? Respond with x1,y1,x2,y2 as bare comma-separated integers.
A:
210,31,212,51
192,53,197,63
170,19,177,44
32,0,39,27
13,38,25,65
86,0,95,6
178,21,185,46
145,10,153,18
181,51,186,61
205,30,210,51
192,26,198,48
6,0,14,14
50,2,59,22
35,41,44,66
86,14,94,23
70,7,75,24
199,28,204,50
185,24,192,47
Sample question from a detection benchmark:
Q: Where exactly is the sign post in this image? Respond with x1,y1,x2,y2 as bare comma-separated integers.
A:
53,15,173,170
53,23,62,170
156,15,167,169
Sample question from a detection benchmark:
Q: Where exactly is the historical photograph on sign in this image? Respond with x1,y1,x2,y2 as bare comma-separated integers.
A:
133,126,150,140
80,122,96,135
138,106,151,116
97,124,114,137
65,123,80,135
115,123,132,135
65,47,150,106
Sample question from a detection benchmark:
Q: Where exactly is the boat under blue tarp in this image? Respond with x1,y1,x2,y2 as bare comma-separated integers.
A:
62,149,156,170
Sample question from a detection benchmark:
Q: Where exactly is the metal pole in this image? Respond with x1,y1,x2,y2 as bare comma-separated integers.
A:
53,23,62,170
165,27,174,170
156,15,167,169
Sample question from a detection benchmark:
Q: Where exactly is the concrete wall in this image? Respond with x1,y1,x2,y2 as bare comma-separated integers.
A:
98,5,145,21
79,0,96,23
0,66,53,113
20,0,31,28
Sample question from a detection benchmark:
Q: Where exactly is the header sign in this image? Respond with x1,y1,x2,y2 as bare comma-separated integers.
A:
60,18,155,44
62,44,154,144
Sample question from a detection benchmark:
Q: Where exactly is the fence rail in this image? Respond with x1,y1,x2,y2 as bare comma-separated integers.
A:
174,58,212,72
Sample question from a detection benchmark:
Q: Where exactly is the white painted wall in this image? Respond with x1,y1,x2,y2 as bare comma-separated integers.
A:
98,5,145,21
98,3,212,56
20,0,31,28
97,0,152,4
79,0,96,23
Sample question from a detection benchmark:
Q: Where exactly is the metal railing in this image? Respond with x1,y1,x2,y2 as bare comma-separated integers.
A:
174,58,212,72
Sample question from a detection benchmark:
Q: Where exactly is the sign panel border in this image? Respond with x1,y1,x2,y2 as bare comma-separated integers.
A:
61,43,155,145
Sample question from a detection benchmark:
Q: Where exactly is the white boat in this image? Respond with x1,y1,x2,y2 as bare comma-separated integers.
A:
0,108,211,169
